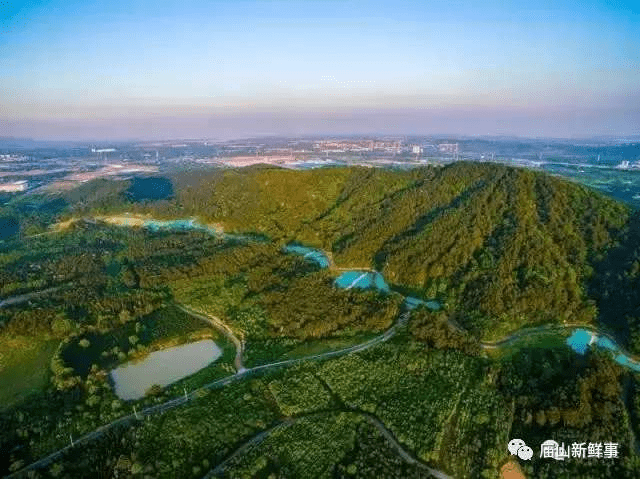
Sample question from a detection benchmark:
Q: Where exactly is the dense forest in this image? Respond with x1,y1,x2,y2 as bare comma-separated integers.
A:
4,163,632,342
3,162,640,478
130,163,632,343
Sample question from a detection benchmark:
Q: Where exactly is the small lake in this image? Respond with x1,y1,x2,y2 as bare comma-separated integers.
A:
404,295,441,311
110,339,222,400
283,244,331,268
143,218,220,235
335,270,391,293
566,328,640,373
141,218,264,242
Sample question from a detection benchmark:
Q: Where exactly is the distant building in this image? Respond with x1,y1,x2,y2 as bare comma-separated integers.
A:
617,160,631,169
438,143,459,154
221,154,296,167
615,160,640,170
66,164,158,182
316,139,404,153
412,145,422,155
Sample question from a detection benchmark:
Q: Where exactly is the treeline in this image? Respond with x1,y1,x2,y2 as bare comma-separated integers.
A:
133,238,402,341
0,225,171,337
8,343,505,479
19,163,635,340
2,218,400,350
256,273,400,339
143,163,629,339
498,346,640,478
589,210,640,354
410,308,480,355
1,287,166,340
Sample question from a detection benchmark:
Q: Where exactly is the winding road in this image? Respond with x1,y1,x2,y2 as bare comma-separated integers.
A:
478,322,640,367
479,323,589,350
203,411,452,479
175,305,246,372
3,308,411,479
5,221,639,478
4,282,639,479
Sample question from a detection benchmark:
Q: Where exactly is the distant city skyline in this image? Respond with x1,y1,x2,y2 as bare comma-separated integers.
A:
1,0,639,140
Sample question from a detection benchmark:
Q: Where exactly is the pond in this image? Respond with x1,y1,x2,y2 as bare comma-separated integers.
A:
143,218,219,235
110,339,223,400
334,270,391,293
404,295,441,311
283,244,331,268
566,328,640,373
141,217,265,242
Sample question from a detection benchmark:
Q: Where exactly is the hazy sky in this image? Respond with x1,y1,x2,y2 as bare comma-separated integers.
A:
1,0,639,140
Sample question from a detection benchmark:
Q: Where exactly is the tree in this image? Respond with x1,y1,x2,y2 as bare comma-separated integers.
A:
121,264,140,289
146,384,163,397
49,463,64,477
51,315,73,337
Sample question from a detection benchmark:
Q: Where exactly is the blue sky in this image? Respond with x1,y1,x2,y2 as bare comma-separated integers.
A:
1,0,639,139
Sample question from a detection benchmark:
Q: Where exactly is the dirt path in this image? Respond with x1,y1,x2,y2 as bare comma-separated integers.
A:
175,304,245,372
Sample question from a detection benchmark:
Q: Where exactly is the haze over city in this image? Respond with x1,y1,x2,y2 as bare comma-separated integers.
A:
1,0,639,140
4,4,640,479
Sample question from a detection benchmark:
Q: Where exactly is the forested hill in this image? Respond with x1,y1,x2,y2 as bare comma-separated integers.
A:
143,162,628,341
66,163,637,340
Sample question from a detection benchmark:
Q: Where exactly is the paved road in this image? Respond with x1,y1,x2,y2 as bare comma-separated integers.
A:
363,414,453,479
203,410,453,479
3,308,410,478
479,323,582,350
6,289,628,478
203,419,296,478
0,217,592,477
0,286,61,308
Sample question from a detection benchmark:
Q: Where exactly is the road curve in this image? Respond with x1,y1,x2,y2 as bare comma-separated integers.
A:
479,323,587,350
5,237,634,478
202,410,453,479
175,304,245,372
203,419,296,478
3,309,410,478
363,414,453,479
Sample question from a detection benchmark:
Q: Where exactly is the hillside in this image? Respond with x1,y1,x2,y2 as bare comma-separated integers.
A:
166,163,631,340
3,163,632,342
4,162,640,478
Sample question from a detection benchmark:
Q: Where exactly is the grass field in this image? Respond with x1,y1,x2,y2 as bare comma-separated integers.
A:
0,334,59,408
